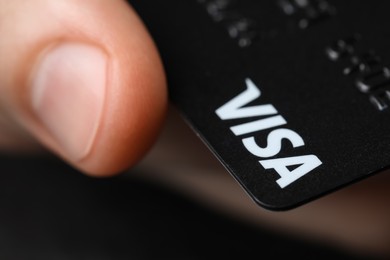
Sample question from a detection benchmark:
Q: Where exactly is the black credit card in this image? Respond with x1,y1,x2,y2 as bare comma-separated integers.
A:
128,0,390,210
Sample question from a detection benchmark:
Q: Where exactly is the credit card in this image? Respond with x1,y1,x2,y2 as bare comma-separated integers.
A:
128,0,390,210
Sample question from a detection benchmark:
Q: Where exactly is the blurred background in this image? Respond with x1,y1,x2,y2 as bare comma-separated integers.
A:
0,110,387,260
0,154,374,260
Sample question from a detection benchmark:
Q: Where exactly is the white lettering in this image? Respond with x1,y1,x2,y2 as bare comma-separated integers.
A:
216,78,277,120
242,128,305,158
260,155,322,188
215,78,322,188
231,115,287,136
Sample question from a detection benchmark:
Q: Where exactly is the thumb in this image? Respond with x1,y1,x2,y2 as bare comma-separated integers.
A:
0,0,167,176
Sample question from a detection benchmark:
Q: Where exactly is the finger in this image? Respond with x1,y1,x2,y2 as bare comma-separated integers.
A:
0,0,167,176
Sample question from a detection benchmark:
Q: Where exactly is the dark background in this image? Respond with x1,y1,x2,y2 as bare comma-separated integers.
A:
0,155,377,260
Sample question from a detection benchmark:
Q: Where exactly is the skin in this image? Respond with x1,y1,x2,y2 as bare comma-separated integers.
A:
0,0,167,174
0,0,389,257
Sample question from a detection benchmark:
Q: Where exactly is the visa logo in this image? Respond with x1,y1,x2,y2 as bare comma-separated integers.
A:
216,78,322,188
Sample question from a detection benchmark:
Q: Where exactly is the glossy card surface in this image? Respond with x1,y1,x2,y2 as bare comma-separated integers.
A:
129,0,390,210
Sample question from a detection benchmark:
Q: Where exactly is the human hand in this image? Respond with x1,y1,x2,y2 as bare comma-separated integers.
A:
0,0,167,175
1,0,389,258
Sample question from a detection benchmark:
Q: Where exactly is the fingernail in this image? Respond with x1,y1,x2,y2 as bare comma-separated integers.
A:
31,43,107,160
